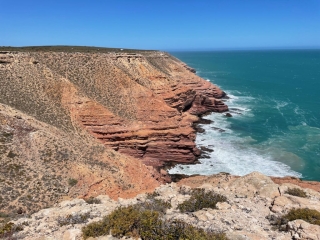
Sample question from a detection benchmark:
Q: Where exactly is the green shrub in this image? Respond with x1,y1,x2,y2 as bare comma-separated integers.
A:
0,222,14,236
85,197,101,205
82,205,227,240
0,212,9,219
0,222,23,239
164,220,227,240
135,192,171,214
285,188,307,198
137,210,163,239
82,206,142,239
282,208,320,226
178,188,227,213
68,178,78,187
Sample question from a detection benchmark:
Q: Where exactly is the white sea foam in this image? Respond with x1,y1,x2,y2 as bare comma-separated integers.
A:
294,106,307,125
169,91,302,178
272,99,309,126
226,93,254,117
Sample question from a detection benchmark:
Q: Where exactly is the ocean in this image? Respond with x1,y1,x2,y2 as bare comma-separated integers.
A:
169,50,320,181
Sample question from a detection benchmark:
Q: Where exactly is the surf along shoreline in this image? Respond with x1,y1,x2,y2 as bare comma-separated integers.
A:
166,59,320,191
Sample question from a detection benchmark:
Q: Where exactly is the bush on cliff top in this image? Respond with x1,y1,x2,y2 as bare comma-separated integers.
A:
68,178,78,187
285,188,307,198
82,190,227,239
269,208,320,231
85,197,101,205
0,222,23,239
178,188,227,213
82,205,227,240
283,208,320,226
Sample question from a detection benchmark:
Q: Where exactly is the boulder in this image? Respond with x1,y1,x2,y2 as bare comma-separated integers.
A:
287,220,320,240
229,172,280,198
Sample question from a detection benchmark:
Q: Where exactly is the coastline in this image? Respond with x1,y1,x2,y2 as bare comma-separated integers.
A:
1,47,320,240
166,55,320,191
170,50,320,181
0,47,230,215
1,47,319,221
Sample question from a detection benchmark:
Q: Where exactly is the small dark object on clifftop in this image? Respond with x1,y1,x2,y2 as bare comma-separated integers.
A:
17,208,23,214
85,197,102,204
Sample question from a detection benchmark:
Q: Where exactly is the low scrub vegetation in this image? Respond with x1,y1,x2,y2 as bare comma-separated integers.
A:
178,188,227,213
285,188,307,198
268,208,320,231
85,197,101,205
283,208,320,226
135,192,171,213
0,222,23,239
68,178,78,187
82,205,227,240
82,190,227,239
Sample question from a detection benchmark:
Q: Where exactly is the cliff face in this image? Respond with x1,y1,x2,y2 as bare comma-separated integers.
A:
0,50,227,168
0,48,227,214
32,51,227,167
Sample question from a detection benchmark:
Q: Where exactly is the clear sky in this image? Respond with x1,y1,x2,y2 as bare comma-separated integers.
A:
1,0,320,50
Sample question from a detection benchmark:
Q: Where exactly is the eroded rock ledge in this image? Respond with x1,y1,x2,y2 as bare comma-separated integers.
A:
0,50,228,171
0,47,228,215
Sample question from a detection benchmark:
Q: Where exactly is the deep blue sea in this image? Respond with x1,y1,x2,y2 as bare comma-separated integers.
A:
169,50,320,181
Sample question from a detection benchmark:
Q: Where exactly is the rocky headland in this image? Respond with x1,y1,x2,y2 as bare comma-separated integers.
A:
0,46,227,215
0,47,320,239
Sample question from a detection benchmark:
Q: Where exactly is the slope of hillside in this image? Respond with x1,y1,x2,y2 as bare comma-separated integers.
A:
0,47,228,215
0,103,159,216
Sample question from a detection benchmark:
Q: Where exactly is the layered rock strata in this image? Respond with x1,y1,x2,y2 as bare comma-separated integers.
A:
0,50,227,170
0,47,227,214
0,103,159,215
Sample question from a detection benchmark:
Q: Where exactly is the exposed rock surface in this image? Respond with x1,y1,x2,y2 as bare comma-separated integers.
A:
0,49,227,169
11,172,320,240
0,47,227,215
272,177,320,193
287,220,320,240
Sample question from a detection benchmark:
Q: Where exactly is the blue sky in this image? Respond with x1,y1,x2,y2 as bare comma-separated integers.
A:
1,0,319,50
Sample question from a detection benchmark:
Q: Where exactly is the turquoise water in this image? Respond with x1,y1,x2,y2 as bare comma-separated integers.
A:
169,50,320,181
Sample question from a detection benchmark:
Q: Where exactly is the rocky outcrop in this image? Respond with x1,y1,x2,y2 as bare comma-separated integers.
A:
287,220,320,240
272,176,320,192
0,49,227,170
0,47,228,215
11,172,320,240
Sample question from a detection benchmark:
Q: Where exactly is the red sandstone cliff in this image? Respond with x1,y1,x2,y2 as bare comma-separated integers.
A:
20,50,228,168
0,47,227,214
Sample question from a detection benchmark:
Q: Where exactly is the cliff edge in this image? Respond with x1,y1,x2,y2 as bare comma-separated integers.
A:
10,172,320,240
0,47,227,215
